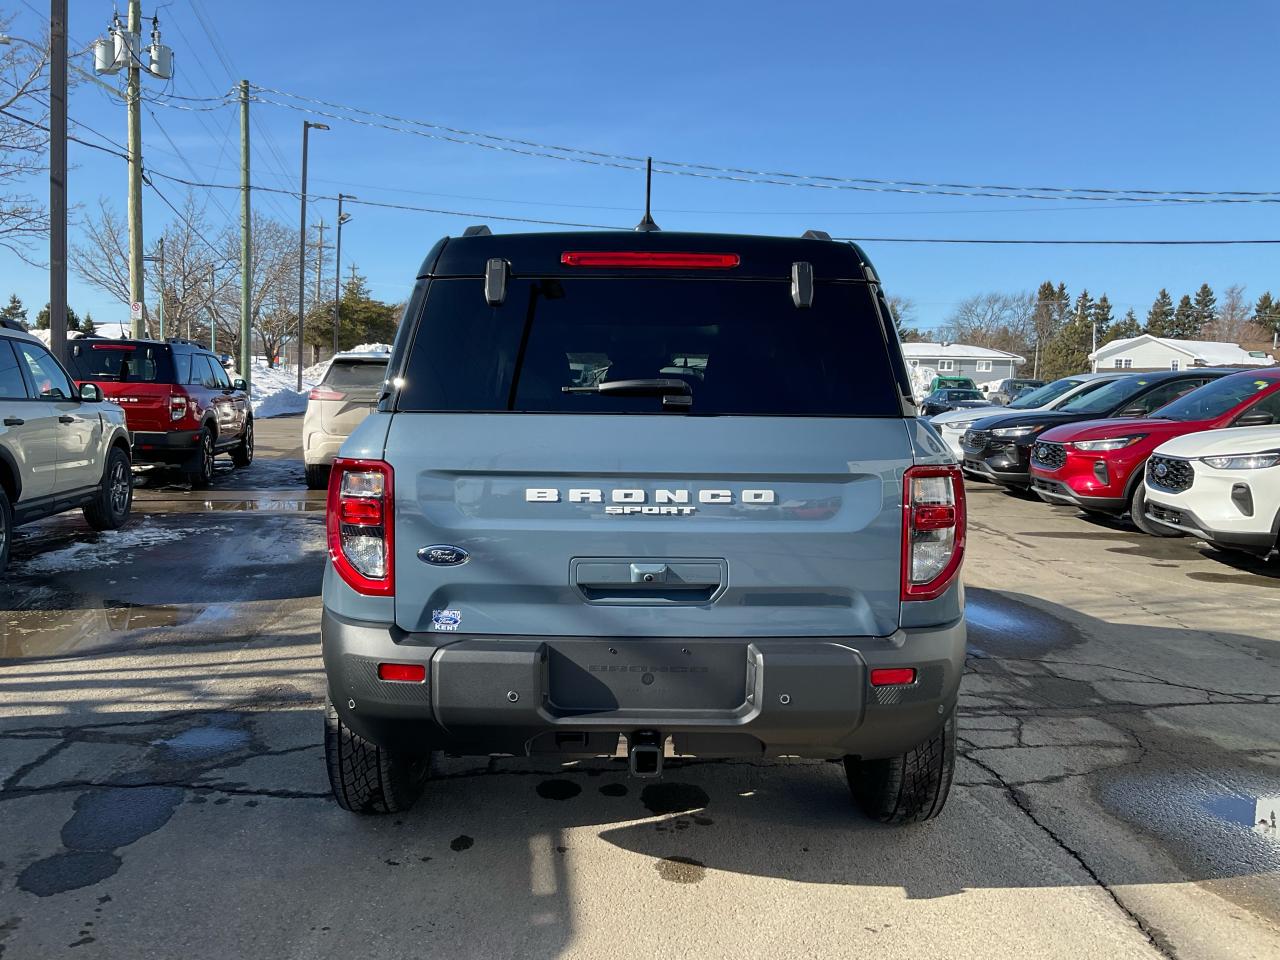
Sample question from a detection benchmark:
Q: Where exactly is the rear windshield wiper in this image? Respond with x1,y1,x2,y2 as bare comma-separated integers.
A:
562,378,692,409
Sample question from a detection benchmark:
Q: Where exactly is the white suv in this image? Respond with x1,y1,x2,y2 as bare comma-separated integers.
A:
0,325,134,574
302,350,389,489
930,372,1126,460
1144,425,1280,558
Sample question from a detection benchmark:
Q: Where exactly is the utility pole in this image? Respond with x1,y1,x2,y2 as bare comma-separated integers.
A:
125,0,144,337
93,6,171,338
311,219,329,366
49,0,68,364
239,80,252,387
334,194,353,354
296,120,329,389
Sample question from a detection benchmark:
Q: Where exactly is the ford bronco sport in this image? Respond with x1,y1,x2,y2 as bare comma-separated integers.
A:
65,337,253,487
321,229,967,823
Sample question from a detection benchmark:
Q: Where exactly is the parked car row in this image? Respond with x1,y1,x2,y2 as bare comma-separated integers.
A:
0,329,256,574
938,366,1280,559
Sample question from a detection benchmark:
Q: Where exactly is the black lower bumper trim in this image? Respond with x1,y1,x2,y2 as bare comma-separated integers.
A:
321,611,966,762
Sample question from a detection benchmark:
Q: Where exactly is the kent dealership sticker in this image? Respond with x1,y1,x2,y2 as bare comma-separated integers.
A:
431,609,462,631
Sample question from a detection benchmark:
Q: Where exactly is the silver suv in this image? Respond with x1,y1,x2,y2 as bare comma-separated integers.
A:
0,326,134,574
321,230,966,824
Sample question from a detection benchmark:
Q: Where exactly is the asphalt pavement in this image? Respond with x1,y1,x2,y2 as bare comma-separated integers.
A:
0,415,1276,960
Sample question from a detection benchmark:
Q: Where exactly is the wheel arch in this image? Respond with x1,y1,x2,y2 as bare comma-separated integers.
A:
0,445,21,504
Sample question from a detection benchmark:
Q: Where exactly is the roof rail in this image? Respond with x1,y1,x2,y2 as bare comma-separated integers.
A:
462,225,492,237
801,230,832,241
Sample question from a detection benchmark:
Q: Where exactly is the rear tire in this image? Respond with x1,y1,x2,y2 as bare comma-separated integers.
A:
0,485,11,575
845,712,955,824
186,428,215,489
305,464,330,490
324,700,428,814
1130,483,1181,537
83,446,133,531
231,419,254,468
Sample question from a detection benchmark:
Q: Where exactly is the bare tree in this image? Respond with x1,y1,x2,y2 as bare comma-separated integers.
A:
217,214,299,366
1202,284,1266,344
941,291,1036,356
0,14,49,263
69,198,131,307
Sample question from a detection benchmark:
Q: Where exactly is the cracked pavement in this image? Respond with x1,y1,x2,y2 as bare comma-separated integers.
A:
0,418,1277,959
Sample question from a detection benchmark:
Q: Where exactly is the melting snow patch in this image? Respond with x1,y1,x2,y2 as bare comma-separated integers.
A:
18,521,233,575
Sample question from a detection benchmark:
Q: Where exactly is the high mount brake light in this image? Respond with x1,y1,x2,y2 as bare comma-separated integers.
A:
91,344,135,351
560,251,741,269
901,465,966,601
308,386,347,402
327,458,394,596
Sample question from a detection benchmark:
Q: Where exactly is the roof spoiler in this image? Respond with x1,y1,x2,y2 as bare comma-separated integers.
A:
462,225,492,237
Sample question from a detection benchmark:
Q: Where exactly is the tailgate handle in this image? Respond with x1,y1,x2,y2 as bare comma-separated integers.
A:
571,559,726,605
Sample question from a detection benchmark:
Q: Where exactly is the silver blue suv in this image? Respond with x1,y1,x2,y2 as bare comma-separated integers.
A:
320,229,967,823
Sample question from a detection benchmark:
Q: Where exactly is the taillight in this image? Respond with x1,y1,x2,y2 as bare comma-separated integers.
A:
560,251,741,269
327,458,394,596
901,465,966,601
308,386,347,401
169,392,188,421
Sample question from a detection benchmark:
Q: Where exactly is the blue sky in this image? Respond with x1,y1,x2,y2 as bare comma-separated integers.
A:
3,0,1278,332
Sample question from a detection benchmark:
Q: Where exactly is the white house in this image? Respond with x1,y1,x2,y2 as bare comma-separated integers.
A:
1089,335,1274,373
900,342,1026,382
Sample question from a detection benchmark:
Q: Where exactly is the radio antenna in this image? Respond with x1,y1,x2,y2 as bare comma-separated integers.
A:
635,157,660,232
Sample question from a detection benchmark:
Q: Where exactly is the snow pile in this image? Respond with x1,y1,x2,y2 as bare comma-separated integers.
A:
348,342,392,354
249,359,316,418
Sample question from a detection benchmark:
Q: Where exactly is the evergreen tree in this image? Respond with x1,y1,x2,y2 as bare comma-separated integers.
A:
1107,308,1142,343
1145,289,1174,336
1039,296,1094,380
1191,283,1216,336
1090,294,1114,347
0,294,27,326
1254,291,1278,336
1171,294,1197,339
35,303,81,331
81,312,96,336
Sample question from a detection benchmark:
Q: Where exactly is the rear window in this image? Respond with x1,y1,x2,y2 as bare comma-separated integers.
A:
325,358,388,391
397,278,902,416
67,342,171,383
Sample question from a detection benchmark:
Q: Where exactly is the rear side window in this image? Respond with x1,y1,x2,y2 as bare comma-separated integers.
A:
0,341,29,399
67,342,171,382
325,359,388,391
398,278,903,416
173,351,192,384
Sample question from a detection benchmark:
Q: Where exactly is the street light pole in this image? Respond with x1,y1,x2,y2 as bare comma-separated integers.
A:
296,120,328,390
333,193,353,355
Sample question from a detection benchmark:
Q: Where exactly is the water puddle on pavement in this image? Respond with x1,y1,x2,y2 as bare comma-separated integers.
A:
0,602,228,659
1099,771,1280,879
135,496,323,514
154,715,252,760
965,588,1081,657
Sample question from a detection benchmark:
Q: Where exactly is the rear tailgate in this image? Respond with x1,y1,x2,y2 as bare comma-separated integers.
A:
387,414,910,638
92,382,174,433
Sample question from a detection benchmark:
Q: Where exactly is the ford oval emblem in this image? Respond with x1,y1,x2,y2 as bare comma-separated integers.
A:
418,544,470,566
1155,462,1168,478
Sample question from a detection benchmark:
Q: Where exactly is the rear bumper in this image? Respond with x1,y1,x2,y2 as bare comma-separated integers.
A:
131,429,202,463
304,432,346,467
322,610,966,761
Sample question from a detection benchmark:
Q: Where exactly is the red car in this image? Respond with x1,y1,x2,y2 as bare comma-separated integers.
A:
65,337,254,487
1029,368,1280,533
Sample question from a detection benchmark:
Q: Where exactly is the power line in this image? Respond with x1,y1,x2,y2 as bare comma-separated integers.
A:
249,84,1280,204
